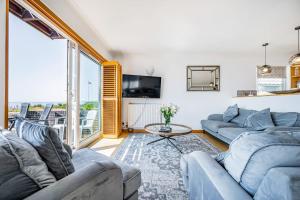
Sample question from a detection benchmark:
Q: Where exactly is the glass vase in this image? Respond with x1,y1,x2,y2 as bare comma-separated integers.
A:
164,116,171,128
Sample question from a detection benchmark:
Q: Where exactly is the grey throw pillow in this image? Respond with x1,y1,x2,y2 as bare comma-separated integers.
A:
0,132,56,199
223,104,239,122
16,118,75,180
246,108,275,131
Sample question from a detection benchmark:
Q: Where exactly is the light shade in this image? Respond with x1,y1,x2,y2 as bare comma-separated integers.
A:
259,65,272,74
289,53,300,65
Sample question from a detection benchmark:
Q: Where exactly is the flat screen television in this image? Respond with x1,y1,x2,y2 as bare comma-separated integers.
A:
122,74,161,98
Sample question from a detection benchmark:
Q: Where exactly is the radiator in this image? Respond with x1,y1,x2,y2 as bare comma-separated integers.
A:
127,103,161,129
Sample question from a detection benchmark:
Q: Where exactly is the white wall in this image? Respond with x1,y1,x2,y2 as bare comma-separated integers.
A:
41,0,112,60
120,52,291,129
232,94,300,113
0,0,7,128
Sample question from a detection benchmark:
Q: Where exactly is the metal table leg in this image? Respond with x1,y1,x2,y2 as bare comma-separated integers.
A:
147,135,183,153
167,138,183,153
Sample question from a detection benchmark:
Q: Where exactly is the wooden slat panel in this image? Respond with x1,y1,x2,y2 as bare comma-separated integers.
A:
103,100,115,134
103,65,116,98
102,61,122,138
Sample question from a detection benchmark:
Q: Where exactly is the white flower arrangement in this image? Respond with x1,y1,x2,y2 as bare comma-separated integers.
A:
160,104,179,125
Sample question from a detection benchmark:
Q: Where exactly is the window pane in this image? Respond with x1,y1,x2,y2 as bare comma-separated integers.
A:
8,13,68,142
79,52,101,141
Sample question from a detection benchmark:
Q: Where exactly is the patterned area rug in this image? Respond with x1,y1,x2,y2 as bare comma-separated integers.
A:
112,133,220,200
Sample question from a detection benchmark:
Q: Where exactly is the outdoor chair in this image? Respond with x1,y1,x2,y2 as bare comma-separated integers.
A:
80,110,98,139
36,103,53,125
9,103,30,130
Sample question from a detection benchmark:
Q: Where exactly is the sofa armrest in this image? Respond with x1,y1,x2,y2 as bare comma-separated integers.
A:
181,151,252,200
207,114,224,121
25,161,123,200
254,167,300,200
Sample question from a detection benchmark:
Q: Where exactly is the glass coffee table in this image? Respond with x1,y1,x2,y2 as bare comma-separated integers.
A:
144,123,192,153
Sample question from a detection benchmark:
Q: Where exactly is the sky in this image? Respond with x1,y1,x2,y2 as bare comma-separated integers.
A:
9,13,100,103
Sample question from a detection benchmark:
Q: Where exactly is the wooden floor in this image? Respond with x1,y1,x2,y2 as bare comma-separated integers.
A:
90,132,228,157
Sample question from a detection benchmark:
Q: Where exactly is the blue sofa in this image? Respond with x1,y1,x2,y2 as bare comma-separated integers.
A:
181,130,300,200
201,108,300,144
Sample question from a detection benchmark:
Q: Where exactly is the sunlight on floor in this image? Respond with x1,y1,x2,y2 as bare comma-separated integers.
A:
90,133,127,157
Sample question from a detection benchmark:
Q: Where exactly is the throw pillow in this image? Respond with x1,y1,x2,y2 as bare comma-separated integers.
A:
223,131,300,196
246,108,274,131
0,132,56,199
223,104,239,122
231,108,257,127
15,118,75,180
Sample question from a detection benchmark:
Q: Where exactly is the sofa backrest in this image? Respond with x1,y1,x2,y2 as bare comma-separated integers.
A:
271,112,299,127
229,108,300,128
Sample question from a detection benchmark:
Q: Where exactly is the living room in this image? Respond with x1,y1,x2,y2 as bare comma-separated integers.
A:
0,0,300,200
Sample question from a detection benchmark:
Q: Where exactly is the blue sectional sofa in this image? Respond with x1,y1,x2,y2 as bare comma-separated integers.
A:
201,108,300,144
181,130,300,200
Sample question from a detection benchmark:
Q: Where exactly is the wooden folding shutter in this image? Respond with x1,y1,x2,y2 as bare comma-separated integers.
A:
102,61,122,138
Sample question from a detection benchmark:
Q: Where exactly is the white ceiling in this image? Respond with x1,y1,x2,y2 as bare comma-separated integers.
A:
65,0,300,56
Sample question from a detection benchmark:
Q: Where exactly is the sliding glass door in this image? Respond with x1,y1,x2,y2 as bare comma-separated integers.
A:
7,1,102,149
79,51,101,142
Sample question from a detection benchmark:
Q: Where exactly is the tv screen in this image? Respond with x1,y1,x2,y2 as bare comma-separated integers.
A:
122,74,161,98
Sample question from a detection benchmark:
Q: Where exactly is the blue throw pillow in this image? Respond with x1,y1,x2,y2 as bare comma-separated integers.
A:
223,104,239,122
246,108,275,131
231,108,257,127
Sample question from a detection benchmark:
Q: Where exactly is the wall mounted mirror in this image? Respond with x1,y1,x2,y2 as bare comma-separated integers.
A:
187,66,220,91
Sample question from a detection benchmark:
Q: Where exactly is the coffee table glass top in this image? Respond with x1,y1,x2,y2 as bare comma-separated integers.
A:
144,123,192,136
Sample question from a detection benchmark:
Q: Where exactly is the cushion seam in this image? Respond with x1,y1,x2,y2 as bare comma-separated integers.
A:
44,128,70,177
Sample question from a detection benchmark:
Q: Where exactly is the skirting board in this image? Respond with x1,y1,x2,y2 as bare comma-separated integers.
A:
122,129,203,134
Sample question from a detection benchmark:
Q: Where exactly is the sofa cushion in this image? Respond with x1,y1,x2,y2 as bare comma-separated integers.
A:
207,114,224,121
231,108,256,127
223,131,300,196
0,132,56,200
223,104,239,122
245,108,274,131
201,120,238,133
15,118,74,180
271,112,298,127
218,127,248,141
72,148,141,199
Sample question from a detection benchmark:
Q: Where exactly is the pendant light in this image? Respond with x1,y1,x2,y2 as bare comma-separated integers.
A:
289,26,300,65
259,43,272,74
